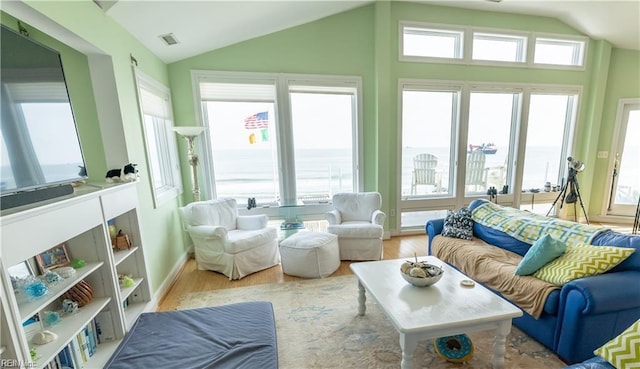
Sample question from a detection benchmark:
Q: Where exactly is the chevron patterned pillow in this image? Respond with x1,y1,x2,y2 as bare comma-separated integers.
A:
594,319,640,369
533,243,635,286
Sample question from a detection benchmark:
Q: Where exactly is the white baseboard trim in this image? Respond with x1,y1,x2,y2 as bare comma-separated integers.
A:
149,250,191,311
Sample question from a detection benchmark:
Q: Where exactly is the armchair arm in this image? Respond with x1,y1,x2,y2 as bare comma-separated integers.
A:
325,210,341,225
186,225,228,240
237,214,268,230
372,210,386,226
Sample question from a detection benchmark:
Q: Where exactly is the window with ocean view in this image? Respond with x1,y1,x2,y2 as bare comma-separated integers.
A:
398,80,580,231
194,72,361,209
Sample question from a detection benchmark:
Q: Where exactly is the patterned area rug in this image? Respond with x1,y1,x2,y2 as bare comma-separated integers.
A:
178,275,567,369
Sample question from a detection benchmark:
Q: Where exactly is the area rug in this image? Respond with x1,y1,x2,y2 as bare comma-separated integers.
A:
178,275,567,369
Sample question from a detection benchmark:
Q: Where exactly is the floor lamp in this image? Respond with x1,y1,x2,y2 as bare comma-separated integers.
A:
174,126,207,202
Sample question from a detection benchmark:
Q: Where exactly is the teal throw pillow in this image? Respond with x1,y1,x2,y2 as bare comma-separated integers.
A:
515,234,567,276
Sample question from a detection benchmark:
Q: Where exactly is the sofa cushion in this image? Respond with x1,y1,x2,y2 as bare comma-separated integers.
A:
594,319,640,369
516,234,567,276
534,244,635,286
442,207,473,240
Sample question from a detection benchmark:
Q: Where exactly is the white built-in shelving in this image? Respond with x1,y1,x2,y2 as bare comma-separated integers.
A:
0,182,152,368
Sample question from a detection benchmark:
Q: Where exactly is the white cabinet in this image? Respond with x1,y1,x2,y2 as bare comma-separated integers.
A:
0,182,152,368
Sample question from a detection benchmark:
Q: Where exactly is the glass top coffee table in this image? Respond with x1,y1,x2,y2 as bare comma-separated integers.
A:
350,257,522,369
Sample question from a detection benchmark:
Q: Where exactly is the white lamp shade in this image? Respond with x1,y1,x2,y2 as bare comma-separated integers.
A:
173,126,206,137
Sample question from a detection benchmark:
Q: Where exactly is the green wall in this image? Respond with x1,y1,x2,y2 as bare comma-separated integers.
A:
590,48,640,212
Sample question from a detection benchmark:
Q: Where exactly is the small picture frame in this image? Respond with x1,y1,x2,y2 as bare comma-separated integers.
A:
35,244,71,274
8,260,34,279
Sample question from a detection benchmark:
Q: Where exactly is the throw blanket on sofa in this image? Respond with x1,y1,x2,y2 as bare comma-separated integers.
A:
471,201,606,247
432,235,559,318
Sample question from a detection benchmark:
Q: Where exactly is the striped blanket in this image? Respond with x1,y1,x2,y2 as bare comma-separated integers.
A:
471,201,606,247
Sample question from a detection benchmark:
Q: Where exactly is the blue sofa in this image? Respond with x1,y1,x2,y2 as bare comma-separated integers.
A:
426,199,640,364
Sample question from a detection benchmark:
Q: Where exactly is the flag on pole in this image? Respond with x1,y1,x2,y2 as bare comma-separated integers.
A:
244,111,269,129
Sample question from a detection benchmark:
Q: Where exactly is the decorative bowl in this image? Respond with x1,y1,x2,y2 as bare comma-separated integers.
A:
400,261,444,287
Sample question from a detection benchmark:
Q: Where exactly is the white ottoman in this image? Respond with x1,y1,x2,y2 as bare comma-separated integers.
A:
279,232,340,278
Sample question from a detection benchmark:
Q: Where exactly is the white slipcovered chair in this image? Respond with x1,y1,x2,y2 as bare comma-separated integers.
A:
325,192,386,260
179,198,280,280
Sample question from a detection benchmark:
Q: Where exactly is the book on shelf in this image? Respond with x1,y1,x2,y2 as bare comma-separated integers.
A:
76,331,89,362
69,336,85,369
57,345,75,369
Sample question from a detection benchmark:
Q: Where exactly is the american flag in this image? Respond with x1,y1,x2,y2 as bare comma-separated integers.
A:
244,111,269,129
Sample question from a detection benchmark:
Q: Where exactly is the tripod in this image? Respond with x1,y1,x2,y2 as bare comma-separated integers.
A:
546,167,590,224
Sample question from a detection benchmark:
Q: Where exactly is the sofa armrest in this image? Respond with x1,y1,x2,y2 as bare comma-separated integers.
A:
237,214,268,230
561,271,640,315
325,210,341,225
555,270,640,363
372,210,386,226
426,219,444,254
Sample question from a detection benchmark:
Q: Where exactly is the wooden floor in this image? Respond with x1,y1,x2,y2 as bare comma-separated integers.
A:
156,221,634,312
156,234,428,311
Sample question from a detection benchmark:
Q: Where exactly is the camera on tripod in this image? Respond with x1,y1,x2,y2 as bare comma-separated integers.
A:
546,156,589,223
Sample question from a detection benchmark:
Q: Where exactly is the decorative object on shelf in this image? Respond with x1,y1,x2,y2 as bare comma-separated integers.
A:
71,258,86,269
23,280,48,299
115,229,132,250
434,334,474,363
61,279,94,307
35,243,71,274
42,269,63,285
56,266,76,278
105,163,139,183
32,330,58,345
399,255,444,287
43,311,61,326
119,274,135,288
174,126,207,202
108,219,118,246
61,299,79,314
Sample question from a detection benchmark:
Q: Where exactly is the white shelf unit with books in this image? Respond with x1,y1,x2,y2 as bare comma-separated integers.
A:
0,182,153,369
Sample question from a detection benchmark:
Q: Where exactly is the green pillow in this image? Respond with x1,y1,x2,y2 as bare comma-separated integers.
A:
594,319,639,369
515,234,566,276
533,243,635,286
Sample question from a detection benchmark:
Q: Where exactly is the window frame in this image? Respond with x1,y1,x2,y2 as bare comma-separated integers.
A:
471,31,528,64
134,69,182,208
399,21,466,63
191,70,363,211
532,34,587,69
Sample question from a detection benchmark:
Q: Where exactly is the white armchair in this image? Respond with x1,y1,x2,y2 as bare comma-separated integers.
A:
325,192,386,260
179,198,280,280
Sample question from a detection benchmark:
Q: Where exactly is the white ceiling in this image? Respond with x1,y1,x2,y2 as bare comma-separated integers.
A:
99,0,640,64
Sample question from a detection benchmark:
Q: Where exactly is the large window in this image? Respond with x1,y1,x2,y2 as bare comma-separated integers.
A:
135,71,182,207
465,91,520,196
401,88,458,198
521,93,577,191
194,72,361,208
398,80,580,229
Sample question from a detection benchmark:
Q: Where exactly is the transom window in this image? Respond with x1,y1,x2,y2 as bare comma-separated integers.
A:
472,32,527,63
400,22,587,68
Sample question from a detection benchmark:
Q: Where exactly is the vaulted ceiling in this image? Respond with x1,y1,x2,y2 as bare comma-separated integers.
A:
97,0,640,63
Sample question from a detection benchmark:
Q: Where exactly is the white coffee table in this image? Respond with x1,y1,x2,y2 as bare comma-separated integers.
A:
350,257,522,369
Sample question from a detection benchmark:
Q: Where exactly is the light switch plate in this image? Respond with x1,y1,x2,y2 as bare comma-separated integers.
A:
597,151,608,158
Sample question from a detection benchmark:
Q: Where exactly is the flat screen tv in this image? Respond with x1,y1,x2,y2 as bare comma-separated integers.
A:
1,24,88,210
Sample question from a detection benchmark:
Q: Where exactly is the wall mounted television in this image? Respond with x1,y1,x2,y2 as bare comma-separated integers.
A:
1,24,88,211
